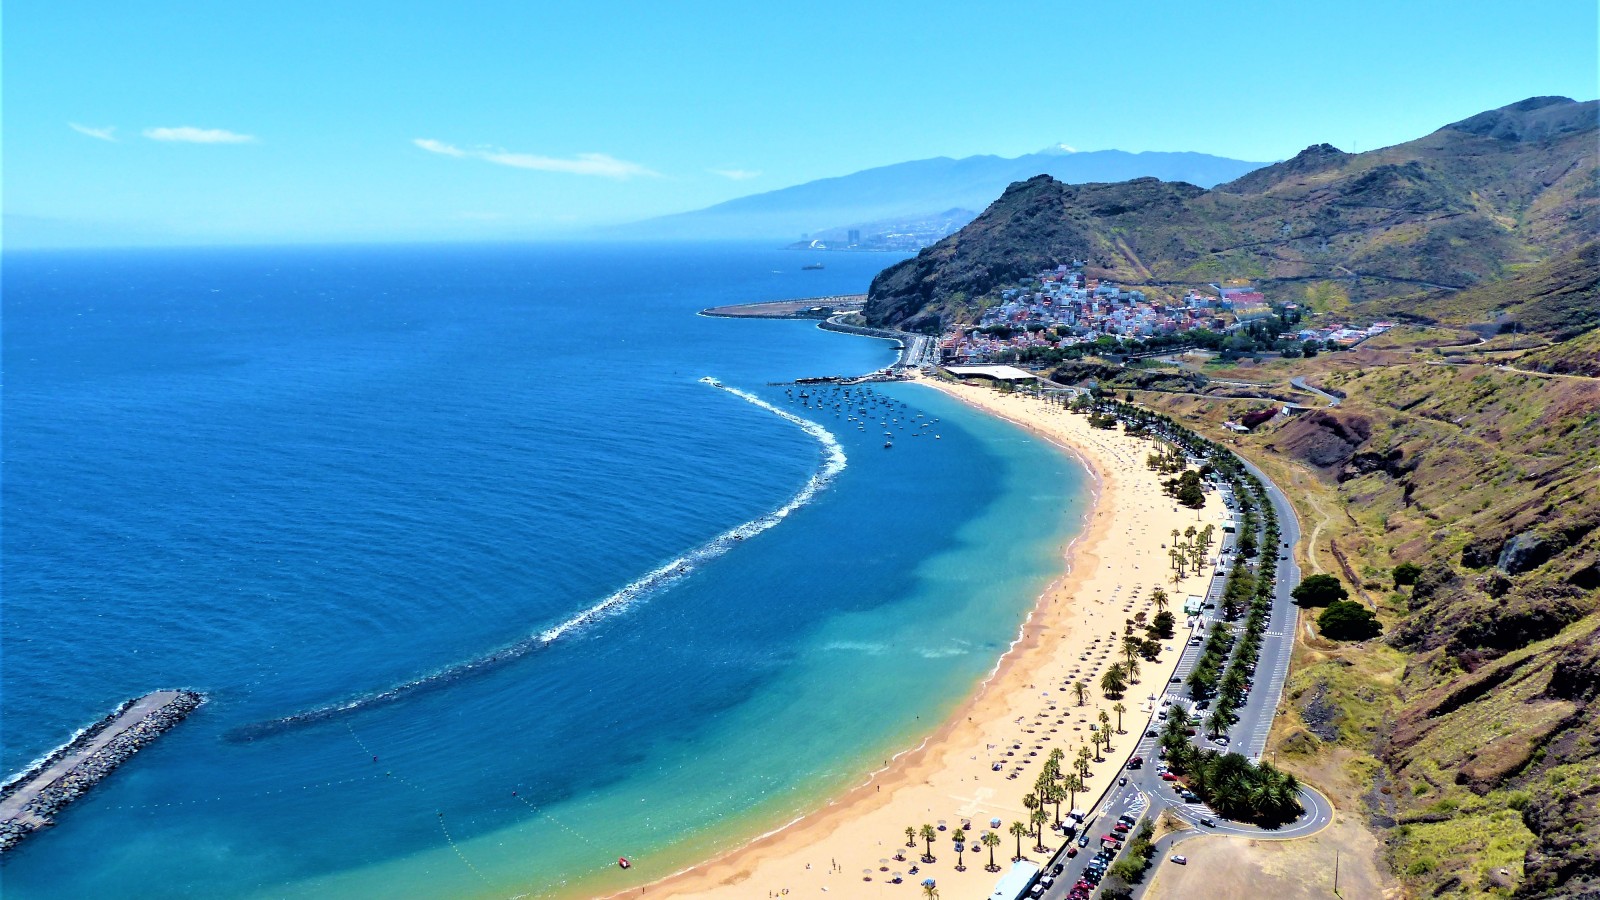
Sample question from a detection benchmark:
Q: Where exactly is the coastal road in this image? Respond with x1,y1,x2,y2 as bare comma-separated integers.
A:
1225,454,1304,761
1036,448,1310,898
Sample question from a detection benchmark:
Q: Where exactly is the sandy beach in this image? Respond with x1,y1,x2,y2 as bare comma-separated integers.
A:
611,379,1227,899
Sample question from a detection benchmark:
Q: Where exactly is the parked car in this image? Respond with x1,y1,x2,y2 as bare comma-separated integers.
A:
1171,854,1188,865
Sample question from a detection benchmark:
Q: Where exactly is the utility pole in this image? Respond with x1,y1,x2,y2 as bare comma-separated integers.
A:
1334,849,1340,896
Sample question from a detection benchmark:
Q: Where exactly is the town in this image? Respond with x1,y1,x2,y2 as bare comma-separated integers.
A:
937,261,1393,365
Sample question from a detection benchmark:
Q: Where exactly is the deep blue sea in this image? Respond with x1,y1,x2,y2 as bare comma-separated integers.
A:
1,242,1088,898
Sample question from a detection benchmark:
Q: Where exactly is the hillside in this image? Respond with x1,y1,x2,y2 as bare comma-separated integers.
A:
617,147,1267,241
864,96,1599,333
1104,342,1600,899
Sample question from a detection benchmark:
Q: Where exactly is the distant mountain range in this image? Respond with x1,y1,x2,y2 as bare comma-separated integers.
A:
865,96,1598,333
617,148,1270,242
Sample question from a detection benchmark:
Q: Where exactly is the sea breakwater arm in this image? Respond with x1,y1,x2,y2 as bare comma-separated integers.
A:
0,690,204,852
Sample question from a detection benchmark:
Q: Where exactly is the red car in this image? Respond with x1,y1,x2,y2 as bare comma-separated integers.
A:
1113,823,1130,833
1161,772,1180,781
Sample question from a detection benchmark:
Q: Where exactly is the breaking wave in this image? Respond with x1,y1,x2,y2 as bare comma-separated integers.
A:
226,377,845,742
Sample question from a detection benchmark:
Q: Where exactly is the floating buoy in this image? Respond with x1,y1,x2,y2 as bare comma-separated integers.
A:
618,857,632,869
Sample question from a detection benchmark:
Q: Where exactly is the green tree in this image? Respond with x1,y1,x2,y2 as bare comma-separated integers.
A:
1392,562,1423,587
1031,807,1050,850
1318,600,1382,640
1100,663,1127,698
1149,610,1176,639
1291,573,1349,607
1151,586,1170,614
905,825,916,848
951,828,967,871
922,882,939,900
1073,680,1089,706
982,830,1002,872
1009,820,1028,860
1064,772,1084,813
1113,701,1127,734
919,823,938,862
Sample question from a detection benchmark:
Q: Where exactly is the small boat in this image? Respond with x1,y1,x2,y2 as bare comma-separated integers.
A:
802,263,825,270
884,441,893,449
618,857,631,869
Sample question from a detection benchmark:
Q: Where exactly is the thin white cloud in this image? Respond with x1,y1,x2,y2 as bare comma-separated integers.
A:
414,138,656,179
710,168,761,180
143,126,256,144
69,123,118,142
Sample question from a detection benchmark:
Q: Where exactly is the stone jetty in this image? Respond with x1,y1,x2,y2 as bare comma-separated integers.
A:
0,690,204,852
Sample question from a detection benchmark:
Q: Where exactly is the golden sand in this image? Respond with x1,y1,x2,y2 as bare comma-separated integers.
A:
610,379,1225,899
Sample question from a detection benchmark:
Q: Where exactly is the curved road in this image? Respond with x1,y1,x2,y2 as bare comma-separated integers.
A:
1039,436,1316,900
1290,376,1341,407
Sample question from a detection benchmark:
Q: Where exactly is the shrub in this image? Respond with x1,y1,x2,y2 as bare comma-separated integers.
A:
1292,573,1349,607
1318,600,1381,640
1393,562,1423,587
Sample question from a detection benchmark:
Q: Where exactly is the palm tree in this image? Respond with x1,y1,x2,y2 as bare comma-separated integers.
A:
1206,707,1231,740
1030,807,1050,851
919,823,937,862
1009,820,1028,860
1100,663,1126,698
1152,587,1170,614
1124,656,1141,685
1073,680,1089,706
1076,745,1093,779
952,828,967,871
1022,792,1039,834
982,830,1002,872
905,825,916,848
1065,772,1084,813
1047,781,1066,825
922,883,939,900
1122,634,1141,671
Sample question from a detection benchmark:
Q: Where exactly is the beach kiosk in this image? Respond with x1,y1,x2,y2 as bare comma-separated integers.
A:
988,860,1041,900
1183,595,1204,616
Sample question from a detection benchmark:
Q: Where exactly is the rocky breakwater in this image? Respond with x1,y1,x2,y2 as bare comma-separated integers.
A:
0,690,204,852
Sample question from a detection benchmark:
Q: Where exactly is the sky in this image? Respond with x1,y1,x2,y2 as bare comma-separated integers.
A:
5,0,1597,247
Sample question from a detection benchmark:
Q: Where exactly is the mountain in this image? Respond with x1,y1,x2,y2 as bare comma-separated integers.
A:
864,96,1599,332
619,148,1270,241
921,96,1600,898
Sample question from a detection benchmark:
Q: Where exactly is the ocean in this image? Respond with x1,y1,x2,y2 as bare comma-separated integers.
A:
0,242,1089,898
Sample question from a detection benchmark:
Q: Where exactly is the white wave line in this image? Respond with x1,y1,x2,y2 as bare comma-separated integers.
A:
536,377,846,644
240,377,846,735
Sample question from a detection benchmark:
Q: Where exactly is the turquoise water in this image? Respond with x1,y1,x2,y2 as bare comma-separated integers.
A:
1,243,1088,898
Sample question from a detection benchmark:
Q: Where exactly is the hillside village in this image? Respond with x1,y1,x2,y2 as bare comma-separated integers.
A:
938,261,1393,364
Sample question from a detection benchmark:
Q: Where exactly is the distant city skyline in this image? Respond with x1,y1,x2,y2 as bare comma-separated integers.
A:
5,0,1596,247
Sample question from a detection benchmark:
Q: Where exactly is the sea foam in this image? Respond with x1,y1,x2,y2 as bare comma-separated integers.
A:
228,378,845,741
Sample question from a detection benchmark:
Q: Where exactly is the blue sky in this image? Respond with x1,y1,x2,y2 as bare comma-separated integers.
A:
5,0,1596,247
